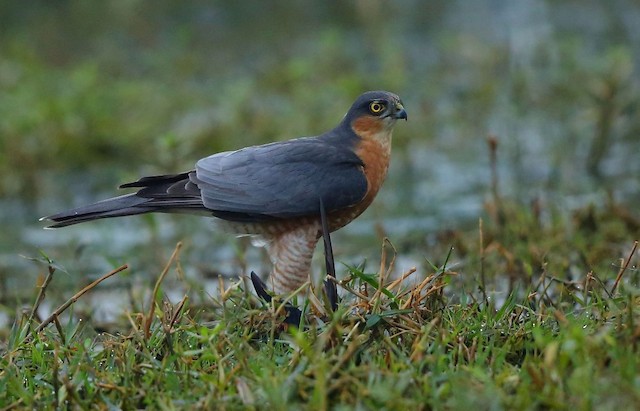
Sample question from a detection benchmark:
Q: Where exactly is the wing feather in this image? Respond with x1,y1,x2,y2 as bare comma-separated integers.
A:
194,138,367,220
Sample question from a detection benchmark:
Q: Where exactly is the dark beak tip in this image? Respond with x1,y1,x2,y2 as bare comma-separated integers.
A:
395,109,408,121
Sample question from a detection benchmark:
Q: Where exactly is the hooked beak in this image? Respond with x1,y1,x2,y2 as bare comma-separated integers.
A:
393,104,407,120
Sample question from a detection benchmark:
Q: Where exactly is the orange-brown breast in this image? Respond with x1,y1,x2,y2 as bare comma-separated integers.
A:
327,116,392,231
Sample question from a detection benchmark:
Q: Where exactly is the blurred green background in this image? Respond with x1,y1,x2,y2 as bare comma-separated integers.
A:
1,1,639,319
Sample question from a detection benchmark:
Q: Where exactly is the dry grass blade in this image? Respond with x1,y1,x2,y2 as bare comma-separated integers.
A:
30,264,128,338
328,276,370,302
145,242,183,339
479,217,489,305
0,398,24,411
168,295,188,331
370,238,396,310
385,267,418,293
53,316,66,345
26,264,56,332
611,240,638,295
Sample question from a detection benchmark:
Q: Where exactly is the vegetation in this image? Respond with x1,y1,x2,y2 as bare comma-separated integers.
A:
1,195,638,409
1,2,639,410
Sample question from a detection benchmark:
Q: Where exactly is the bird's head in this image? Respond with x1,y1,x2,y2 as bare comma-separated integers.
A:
343,90,407,147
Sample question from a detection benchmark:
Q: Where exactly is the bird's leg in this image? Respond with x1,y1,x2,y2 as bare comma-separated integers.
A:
267,224,320,295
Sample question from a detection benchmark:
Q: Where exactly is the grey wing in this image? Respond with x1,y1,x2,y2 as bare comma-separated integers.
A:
193,139,368,221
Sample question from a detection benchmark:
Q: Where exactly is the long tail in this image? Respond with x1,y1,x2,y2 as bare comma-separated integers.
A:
41,172,206,228
41,194,158,228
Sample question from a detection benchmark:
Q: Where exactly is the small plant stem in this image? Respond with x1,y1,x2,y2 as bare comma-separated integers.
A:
168,295,188,331
611,240,638,295
479,218,489,306
30,264,128,337
487,134,504,227
327,276,370,302
145,242,182,339
27,264,56,332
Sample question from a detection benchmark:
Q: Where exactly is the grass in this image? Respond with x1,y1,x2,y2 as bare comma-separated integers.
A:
1,3,640,409
1,197,638,410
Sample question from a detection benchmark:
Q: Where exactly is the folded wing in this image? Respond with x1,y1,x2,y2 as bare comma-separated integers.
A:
194,138,367,221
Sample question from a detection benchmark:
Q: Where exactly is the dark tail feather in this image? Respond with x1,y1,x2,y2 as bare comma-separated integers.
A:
41,194,154,228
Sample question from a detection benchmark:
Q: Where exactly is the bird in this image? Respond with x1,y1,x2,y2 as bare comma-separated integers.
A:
42,90,407,294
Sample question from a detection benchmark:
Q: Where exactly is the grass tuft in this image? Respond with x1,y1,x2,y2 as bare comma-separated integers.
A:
1,204,639,409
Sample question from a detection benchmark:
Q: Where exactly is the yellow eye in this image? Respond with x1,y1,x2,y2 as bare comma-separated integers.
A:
369,101,385,115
